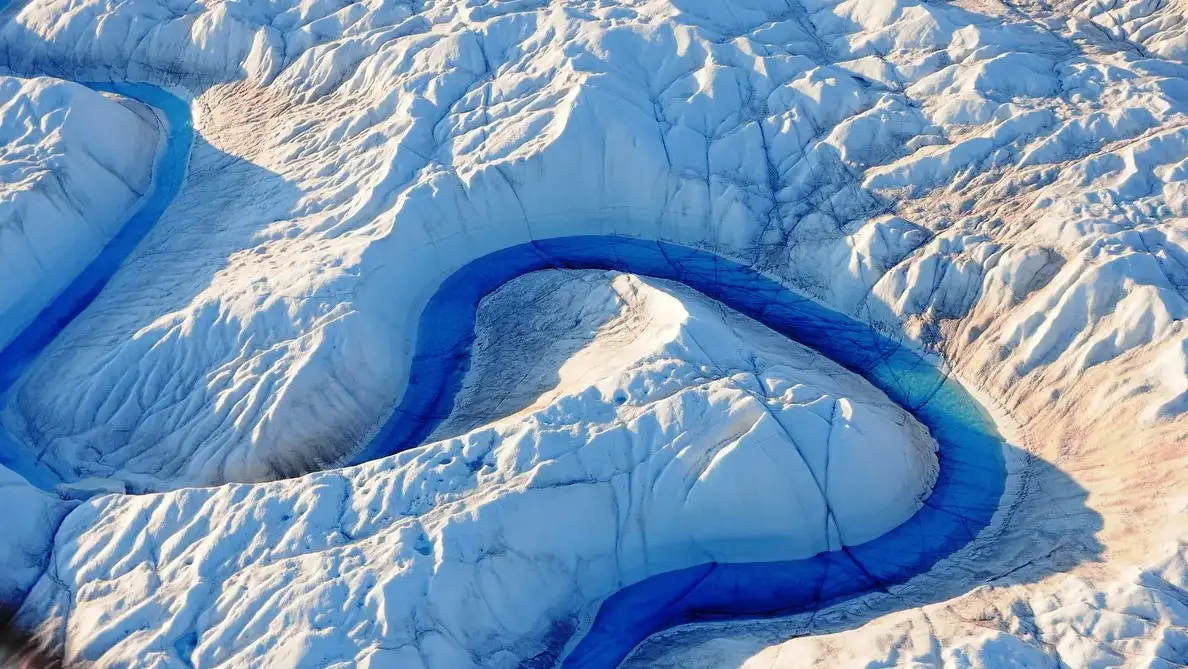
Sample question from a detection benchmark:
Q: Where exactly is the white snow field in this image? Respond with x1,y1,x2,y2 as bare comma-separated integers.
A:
0,75,160,351
0,0,1185,665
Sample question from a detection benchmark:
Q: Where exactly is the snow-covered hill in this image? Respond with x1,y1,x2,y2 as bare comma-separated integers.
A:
0,75,159,350
12,270,940,666
0,0,1185,665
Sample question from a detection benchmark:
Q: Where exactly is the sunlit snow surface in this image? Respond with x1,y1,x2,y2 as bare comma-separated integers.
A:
0,0,1187,665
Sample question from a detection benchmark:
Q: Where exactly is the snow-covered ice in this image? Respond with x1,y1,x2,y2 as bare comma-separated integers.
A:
11,270,941,666
0,0,1185,665
0,461,73,617
0,75,159,351
0,0,1183,500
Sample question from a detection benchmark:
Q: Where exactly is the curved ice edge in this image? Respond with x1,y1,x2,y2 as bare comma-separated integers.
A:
0,77,1007,666
0,82,193,490
350,236,1008,668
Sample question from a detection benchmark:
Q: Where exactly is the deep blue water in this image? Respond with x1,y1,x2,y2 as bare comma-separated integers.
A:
0,83,192,486
0,82,1006,668
347,237,1007,668
0,83,192,396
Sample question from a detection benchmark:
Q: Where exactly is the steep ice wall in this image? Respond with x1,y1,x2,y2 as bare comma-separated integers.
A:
0,75,160,350
10,271,939,667
0,462,73,610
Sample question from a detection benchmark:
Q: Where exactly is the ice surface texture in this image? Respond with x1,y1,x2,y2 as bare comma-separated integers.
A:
354,236,1010,665
0,88,966,662
0,82,191,495
0,78,177,616
0,77,160,352
9,263,1012,668
0,465,72,617
0,0,1184,496
0,0,1185,664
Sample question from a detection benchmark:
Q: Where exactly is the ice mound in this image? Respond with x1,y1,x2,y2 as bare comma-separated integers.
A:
10,270,938,667
0,0,1186,663
0,75,160,350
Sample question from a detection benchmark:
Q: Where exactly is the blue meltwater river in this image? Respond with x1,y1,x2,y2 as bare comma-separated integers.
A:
0,85,1007,668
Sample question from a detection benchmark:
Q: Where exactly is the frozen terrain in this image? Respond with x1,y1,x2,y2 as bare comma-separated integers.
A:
13,270,942,666
623,540,1188,668
0,0,1185,665
0,75,159,351
0,75,159,621
0,464,72,620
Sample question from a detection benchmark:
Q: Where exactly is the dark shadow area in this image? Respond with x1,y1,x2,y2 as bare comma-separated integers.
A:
0,605,69,669
0,77,304,658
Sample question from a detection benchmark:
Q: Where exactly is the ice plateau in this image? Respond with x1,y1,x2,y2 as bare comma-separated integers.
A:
0,0,1185,666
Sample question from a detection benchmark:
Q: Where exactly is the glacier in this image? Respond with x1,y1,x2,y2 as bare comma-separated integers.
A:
8,269,961,667
0,0,1186,665
0,76,160,353
0,81,191,494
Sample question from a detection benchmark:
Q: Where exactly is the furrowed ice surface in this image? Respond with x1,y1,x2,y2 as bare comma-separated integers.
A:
0,81,192,495
339,236,1014,666
351,237,969,467
0,74,163,613
624,540,1188,668
0,0,1184,499
0,0,1186,665
12,270,943,666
